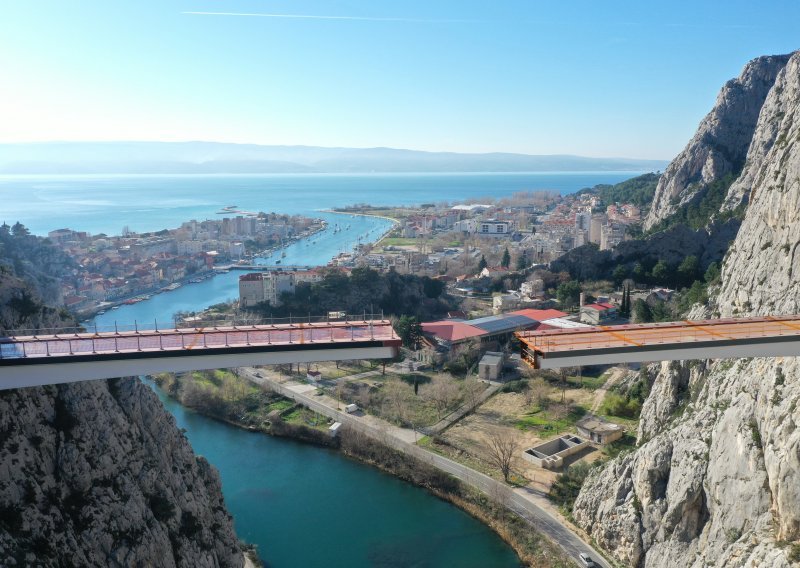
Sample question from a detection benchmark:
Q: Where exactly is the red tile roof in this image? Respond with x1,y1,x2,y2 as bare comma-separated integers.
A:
509,308,568,321
583,302,615,311
421,321,487,342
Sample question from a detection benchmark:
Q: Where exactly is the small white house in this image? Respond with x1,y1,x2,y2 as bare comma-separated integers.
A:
344,403,359,414
307,370,322,382
328,422,342,437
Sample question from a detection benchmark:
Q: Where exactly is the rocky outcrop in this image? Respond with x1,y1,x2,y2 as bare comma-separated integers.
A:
0,379,244,567
550,220,739,281
574,51,800,568
643,54,791,231
0,235,244,566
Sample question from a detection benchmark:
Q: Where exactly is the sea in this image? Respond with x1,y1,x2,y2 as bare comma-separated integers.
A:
0,172,641,567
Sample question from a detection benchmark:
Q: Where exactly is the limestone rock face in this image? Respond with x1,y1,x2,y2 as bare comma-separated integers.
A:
643,54,791,231
574,51,800,568
0,378,245,567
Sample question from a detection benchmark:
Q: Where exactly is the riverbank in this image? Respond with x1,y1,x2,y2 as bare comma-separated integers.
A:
151,369,571,568
321,209,399,249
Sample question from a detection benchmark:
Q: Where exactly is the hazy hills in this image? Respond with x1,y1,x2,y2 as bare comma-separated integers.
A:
0,142,667,174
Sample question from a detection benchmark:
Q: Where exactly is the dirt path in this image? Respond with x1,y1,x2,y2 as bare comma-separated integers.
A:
590,367,626,413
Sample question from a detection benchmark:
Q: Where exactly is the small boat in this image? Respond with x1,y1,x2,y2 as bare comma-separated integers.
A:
275,260,282,264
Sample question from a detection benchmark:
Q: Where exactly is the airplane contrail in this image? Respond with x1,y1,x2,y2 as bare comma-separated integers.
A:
182,11,477,23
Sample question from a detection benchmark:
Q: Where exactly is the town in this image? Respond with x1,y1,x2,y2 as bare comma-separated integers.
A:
46,211,325,314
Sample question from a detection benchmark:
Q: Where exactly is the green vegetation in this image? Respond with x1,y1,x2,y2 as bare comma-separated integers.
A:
600,393,642,419
578,172,661,208
251,266,454,321
515,404,586,435
601,433,637,459
649,172,739,232
788,543,800,563
381,237,419,247
555,280,581,309
395,315,423,348
601,372,650,419
153,370,338,447
549,462,593,514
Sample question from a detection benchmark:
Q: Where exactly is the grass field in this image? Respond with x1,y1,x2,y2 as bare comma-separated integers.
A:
380,237,420,247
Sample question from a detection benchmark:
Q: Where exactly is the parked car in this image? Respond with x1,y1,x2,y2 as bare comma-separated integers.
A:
579,552,597,567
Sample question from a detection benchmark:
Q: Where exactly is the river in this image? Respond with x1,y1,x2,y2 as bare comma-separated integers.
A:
145,378,522,568
4,172,642,565
91,211,394,330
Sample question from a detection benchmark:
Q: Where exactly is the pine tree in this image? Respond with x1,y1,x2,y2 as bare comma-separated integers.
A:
501,247,511,268
516,249,527,271
478,255,488,271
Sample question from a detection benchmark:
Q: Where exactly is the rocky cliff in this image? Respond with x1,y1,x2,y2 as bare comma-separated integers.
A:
643,54,791,231
0,236,244,567
573,51,800,567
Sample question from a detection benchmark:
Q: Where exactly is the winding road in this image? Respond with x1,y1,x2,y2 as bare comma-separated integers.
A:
241,367,613,568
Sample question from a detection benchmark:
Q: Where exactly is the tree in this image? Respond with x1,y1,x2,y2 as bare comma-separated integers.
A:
425,376,459,420
651,260,669,283
11,222,29,237
549,462,592,513
620,284,632,317
677,255,700,288
704,261,721,285
633,298,653,323
612,264,627,287
556,280,582,309
395,315,422,348
486,428,521,483
501,247,511,268
478,255,488,271
632,262,645,283
516,249,528,271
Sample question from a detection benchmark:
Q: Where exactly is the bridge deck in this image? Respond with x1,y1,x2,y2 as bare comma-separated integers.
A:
0,319,400,389
516,315,800,368
0,320,398,361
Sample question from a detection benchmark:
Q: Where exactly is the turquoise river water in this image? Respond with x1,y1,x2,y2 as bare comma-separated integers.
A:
0,172,641,566
146,377,523,568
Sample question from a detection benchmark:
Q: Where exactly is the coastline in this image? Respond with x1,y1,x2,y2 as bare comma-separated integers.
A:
321,208,400,250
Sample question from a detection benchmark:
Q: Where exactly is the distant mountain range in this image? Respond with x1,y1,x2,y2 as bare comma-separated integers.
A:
0,142,668,174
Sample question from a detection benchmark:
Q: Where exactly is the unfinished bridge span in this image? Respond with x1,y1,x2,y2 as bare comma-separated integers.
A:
516,315,800,369
0,315,399,390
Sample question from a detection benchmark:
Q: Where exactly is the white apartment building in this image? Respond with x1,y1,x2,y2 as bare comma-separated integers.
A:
476,219,512,237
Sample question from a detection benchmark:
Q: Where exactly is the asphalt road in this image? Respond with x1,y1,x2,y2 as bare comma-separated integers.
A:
242,368,612,568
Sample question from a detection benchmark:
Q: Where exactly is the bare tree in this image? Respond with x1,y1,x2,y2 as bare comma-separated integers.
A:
464,378,485,411
385,381,409,423
485,428,521,483
425,376,459,420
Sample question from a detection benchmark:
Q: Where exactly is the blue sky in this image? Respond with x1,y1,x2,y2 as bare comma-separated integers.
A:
1,1,799,159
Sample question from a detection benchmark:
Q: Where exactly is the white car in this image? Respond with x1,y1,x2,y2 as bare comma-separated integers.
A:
579,552,597,567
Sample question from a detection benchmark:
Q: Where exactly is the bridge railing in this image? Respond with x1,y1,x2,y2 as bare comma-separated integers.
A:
0,312,391,339
518,317,800,355
0,313,397,360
